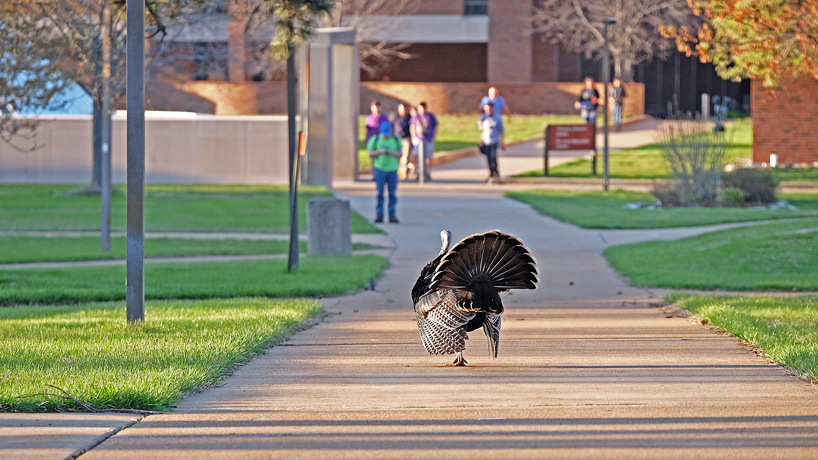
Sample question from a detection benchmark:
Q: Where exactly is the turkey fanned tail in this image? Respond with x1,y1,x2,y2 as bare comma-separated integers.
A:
430,231,538,302
413,230,538,360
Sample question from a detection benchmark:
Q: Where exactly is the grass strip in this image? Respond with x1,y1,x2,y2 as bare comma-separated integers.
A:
517,118,817,182
0,184,381,234
0,297,323,412
506,189,818,229
605,219,818,290
357,114,584,170
0,237,299,264
0,237,378,264
0,254,388,306
668,294,818,381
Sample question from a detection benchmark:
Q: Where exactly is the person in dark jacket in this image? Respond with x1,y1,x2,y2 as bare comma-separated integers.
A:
574,77,600,124
609,78,627,130
393,103,412,180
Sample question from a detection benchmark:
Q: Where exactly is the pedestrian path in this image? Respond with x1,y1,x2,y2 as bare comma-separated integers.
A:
5,114,818,458
430,116,660,183
72,183,818,460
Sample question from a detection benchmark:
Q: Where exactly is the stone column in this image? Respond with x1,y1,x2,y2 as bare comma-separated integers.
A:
307,198,352,256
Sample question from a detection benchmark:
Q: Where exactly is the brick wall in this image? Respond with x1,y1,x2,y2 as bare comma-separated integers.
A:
143,80,645,117
488,0,532,82
753,77,818,164
362,81,644,116
413,0,462,14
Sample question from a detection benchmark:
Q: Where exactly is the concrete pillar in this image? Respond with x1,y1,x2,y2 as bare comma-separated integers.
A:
307,197,352,256
488,0,532,83
304,28,359,187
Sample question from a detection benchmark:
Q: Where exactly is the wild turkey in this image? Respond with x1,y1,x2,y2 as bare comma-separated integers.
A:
411,230,538,366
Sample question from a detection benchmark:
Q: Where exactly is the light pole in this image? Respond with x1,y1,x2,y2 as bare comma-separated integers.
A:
126,0,146,323
602,17,615,191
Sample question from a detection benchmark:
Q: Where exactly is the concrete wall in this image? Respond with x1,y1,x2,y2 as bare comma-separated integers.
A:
0,113,290,184
752,77,818,164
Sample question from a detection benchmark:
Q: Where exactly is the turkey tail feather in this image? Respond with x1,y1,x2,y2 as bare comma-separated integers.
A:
431,230,538,292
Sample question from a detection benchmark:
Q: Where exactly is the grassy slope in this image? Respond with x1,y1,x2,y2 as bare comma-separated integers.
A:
0,254,388,306
358,114,584,170
0,298,322,411
606,219,818,290
668,294,818,381
506,189,818,229
0,184,381,234
519,119,818,181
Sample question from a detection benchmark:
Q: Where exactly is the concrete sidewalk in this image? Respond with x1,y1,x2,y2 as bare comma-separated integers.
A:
69,185,818,459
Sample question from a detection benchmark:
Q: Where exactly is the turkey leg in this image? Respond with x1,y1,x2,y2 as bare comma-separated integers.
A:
447,351,468,367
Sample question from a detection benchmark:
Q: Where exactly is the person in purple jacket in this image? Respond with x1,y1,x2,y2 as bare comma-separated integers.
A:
365,100,389,143
410,101,438,181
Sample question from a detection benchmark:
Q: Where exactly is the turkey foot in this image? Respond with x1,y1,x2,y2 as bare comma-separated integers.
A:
447,352,468,367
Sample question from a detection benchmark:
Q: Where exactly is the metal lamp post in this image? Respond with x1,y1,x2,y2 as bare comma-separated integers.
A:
602,17,615,191
126,0,145,323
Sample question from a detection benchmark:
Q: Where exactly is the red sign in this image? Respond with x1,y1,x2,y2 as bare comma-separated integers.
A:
547,124,595,151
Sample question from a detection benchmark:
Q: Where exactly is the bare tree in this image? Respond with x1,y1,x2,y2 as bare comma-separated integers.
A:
532,0,695,81
11,0,219,189
654,120,726,206
326,0,416,78
0,1,73,149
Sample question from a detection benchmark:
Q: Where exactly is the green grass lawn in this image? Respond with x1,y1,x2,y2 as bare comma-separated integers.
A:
0,237,378,264
506,189,818,229
0,237,301,264
358,114,584,170
0,297,322,411
605,219,818,290
0,254,388,306
668,294,818,381
0,184,381,234
517,119,818,181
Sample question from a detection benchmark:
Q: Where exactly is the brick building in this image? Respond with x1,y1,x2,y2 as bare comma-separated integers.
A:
150,0,747,118
752,77,818,165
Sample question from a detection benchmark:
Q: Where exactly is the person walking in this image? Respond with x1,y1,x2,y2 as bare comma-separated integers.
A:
609,77,627,130
411,102,438,181
479,87,511,121
367,121,402,223
393,103,412,180
477,102,505,184
574,77,600,124
365,100,389,143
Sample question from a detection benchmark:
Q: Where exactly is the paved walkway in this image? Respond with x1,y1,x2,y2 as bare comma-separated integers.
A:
5,118,818,458
66,184,817,459
430,117,660,183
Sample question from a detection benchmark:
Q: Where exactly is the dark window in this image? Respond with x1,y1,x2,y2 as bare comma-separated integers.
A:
464,0,487,15
193,41,210,81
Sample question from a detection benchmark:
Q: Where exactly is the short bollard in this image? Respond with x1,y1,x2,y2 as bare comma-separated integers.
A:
307,198,352,256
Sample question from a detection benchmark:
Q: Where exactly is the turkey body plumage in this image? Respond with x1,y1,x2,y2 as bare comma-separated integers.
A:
411,230,538,366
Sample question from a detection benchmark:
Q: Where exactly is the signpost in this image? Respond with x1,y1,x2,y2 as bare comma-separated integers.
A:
543,124,596,177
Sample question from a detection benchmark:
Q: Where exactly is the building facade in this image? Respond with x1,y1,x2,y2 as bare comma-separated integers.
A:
148,0,747,118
